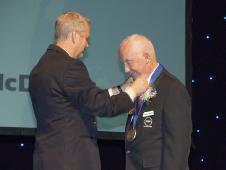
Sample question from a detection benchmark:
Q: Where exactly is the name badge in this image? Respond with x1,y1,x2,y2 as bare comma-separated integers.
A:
143,110,154,117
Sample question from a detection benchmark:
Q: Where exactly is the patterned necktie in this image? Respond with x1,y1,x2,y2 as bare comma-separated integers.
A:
136,96,142,113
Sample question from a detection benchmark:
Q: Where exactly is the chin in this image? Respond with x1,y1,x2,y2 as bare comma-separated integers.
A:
128,72,138,80
78,53,84,59
132,75,138,80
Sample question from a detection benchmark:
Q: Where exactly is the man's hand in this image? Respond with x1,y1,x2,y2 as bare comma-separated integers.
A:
131,74,149,96
125,74,149,101
120,77,134,92
108,77,134,97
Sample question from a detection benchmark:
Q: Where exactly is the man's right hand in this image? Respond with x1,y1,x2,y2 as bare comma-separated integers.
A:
124,74,149,101
131,74,149,96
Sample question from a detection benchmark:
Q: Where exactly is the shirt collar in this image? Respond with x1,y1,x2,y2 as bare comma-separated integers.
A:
147,63,159,83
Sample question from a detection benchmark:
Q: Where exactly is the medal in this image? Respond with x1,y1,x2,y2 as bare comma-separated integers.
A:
126,98,141,142
127,128,137,142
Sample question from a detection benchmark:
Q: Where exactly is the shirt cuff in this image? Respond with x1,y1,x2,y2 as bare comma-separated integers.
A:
108,87,120,97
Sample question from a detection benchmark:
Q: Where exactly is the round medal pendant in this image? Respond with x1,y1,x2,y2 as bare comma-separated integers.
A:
126,128,136,142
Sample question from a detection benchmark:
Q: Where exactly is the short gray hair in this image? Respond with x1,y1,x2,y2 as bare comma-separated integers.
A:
55,11,89,41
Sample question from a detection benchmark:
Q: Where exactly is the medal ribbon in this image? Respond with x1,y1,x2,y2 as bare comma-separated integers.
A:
130,64,163,128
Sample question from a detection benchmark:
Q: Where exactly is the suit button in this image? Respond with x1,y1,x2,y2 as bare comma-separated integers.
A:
126,150,131,154
93,121,97,125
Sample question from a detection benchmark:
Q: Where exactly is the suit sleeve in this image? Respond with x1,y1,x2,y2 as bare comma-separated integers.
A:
62,60,133,117
161,81,192,170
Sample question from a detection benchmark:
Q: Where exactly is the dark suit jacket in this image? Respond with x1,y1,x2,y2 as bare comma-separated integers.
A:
125,68,192,170
29,44,133,170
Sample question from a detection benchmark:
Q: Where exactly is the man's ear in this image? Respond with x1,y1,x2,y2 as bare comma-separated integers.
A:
144,52,151,63
71,31,78,44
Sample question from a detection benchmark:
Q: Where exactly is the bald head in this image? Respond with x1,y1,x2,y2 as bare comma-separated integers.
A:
119,34,156,61
119,34,158,79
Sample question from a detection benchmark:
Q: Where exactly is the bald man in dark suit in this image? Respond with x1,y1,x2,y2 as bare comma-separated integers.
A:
119,34,192,170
